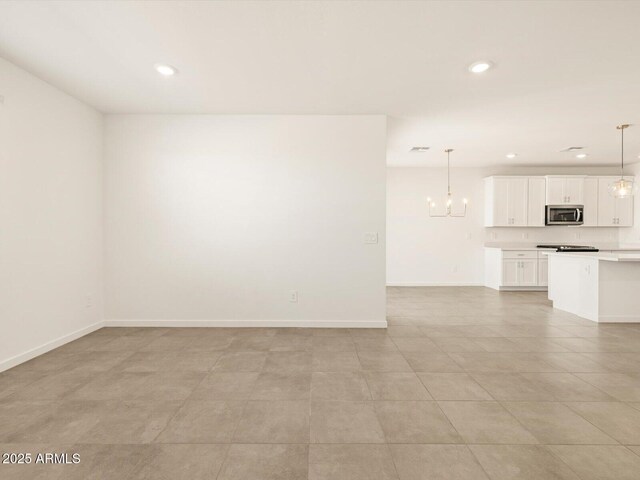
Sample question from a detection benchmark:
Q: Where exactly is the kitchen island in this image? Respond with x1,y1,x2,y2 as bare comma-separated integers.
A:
546,251,640,323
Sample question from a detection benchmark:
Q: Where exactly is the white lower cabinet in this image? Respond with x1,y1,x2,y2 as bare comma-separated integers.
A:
485,248,549,290
538,257,548,287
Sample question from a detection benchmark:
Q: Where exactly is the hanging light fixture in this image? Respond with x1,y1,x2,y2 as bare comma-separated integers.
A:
427,149,467,217
609,124,637,198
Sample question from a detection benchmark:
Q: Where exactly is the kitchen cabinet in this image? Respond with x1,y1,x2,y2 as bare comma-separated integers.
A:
582,177,599,226
546,176,585,205
538,257,548,286
527,177,546,226
485,248,547,290
484,177,529,227
597,177,634,227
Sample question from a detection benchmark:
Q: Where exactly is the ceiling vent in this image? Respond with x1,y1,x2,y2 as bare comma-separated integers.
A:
410,147,430,152
559,146,585,152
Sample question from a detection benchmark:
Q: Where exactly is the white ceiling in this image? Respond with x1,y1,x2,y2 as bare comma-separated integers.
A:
1,0,640,167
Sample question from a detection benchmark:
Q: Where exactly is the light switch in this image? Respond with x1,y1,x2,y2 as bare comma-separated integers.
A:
364,232,378,244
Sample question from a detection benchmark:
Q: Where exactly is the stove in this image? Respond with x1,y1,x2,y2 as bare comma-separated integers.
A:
536,244,599,252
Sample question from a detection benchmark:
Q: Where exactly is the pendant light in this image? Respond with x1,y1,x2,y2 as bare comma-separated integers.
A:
427,149,468,217
609,124,637,198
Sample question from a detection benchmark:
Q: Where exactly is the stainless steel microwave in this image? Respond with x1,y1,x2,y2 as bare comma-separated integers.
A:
546,205,583,225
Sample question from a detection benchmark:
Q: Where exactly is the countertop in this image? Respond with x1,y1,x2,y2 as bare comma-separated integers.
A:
484,242,640,252
543,251,640,262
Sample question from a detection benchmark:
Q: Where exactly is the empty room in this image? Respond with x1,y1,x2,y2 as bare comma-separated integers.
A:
2,1,640,479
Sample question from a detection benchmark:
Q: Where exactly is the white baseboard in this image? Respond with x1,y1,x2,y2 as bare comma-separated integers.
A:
0,321,104,373
104,319,388,328
386,282,484,287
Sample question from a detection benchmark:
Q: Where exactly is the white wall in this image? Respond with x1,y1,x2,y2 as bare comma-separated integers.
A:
387,166,623,286
0,57,103,370
104,115,386,327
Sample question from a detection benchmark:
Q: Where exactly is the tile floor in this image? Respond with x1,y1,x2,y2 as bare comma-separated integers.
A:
2,287,640,479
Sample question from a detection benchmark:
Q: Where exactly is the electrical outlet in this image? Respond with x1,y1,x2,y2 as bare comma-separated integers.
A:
491,232,497,240
521,233,528,240
465,233,472,240
288,290,298,303
85,295,92,308
363,232,378,244
452,265,458,273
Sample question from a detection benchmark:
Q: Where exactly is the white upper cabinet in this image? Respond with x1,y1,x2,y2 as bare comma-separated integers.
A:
582,177,599,226
485,177,528,227
546,176,585,205
527,177,546,227
597,177,634,227
485,175,633,228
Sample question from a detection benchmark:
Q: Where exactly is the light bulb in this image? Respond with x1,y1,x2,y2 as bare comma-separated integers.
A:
463,198,468,204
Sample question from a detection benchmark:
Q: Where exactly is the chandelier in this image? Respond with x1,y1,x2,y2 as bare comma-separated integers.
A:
609,124,637,198
427,149,467,217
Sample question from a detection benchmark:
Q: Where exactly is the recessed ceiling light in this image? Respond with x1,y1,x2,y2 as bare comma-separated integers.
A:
154,63,178,76
410,147,430,152
576,153,588,159
468,61,493,73
506,153,517,159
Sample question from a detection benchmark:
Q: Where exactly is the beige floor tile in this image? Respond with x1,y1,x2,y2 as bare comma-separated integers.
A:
134,444,229,480
115,351,220,372
432,337,487,353
502,402,616,444
312,351,362,372
65,444,153,480
312,336,356,353
470,445,580,480
581,352,640,372
390,444,490,480
520,372,614,401
471,373,552,401
353,336,400,352
228,336,274,351
79,401,182,444
310,401,385,443
576,372,640,401
10,371,96,400
0,400,55,441
0,371,47,400
549,445,640,480
190,372,259,400
374,401,461,443
401,352,464,372
357,351,412,372
365,372,431,400
418,373,492,400
447,353,560,373
251,372,311,400
565,402,640,444
311,372,371,400
233,400,310,443
439,401,538,444
213,351,268,372
309,444,398,480
539,353,610,372
155,400,245,443
391,337,441,353
217,443,308,480
269,335,314,352
263,352,313,372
